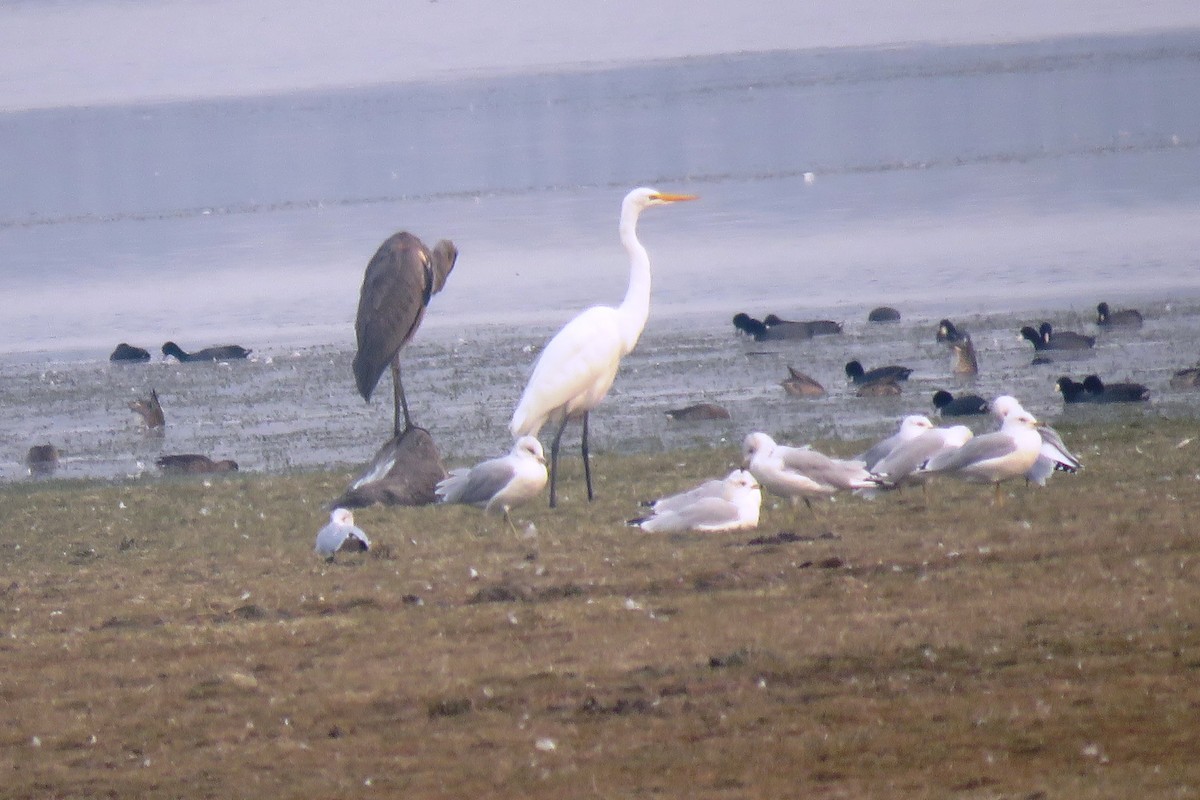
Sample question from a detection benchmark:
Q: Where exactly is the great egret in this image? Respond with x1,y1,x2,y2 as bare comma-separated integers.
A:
110,343,150,362
1096,302,1143,328
353,232,458,435
155,454,238,474
509,187,696,507
315,508,371,558
161,342,252,362
435,436,548,533
628,470,761,533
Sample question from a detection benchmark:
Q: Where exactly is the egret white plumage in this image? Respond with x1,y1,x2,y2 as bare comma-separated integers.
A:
916,410,1043,504
742,431,873,512
436,436,548,533
353,232,458,435
315,508,371,558
628,469,761,532
509,187,696,507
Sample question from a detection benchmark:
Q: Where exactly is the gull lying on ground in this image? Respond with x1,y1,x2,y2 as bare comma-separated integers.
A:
436,436,548,533
315,508,371,558
628,469,761,532
743,431,873,511
916,410,1043,504
990,395,1082,484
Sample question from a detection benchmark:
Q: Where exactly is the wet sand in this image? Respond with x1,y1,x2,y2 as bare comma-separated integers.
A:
4,299,1198,483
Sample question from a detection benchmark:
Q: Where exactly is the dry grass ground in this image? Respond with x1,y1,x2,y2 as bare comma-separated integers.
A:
2,418,1199,798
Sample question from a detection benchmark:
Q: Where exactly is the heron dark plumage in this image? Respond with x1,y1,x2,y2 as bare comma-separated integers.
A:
1096,302,1143,328
932,389,988,416
868,306,901,323
352,232,457,435
845,360,912,385
162,341,252,362
110,343,150,362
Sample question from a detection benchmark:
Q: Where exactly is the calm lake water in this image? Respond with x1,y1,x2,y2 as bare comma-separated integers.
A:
2,29,1200,483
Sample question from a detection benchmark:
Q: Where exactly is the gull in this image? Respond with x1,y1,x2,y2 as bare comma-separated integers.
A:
743,431,873,511
436,436,548,533
991,395,1081,484
315,508,371,558
628,470,761,532
856,415,935,471
866,424,975,493
916,410,1043,504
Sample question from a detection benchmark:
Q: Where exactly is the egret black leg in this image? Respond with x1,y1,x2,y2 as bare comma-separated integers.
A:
549,417,569,508
581,412,594,501
391,360,412,434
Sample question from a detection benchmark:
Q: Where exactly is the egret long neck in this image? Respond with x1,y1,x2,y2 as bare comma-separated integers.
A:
617,213,651,354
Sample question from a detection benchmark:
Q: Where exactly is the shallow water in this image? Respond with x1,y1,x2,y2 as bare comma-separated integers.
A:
3,29,1200,482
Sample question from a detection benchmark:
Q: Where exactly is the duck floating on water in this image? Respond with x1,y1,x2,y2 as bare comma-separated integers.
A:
162,341,252,362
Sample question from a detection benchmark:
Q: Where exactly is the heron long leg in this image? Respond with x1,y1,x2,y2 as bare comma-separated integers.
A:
581,412,594,501
391,359,412,434
548,417,569,508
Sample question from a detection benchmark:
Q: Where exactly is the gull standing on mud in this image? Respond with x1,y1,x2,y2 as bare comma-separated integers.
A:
315,508,371,558
436,436,548,533
509,187,697,507
742,432,873,512
353,232,458,435
916,410,1043,504
628,469,761,533
990,395,1081,484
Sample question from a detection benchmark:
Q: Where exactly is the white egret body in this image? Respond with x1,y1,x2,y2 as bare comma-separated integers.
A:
509,187,696,507
436,436,548,532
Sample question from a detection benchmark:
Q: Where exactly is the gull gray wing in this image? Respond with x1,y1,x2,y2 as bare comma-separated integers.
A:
438,459,515,507
926,433,1016,472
